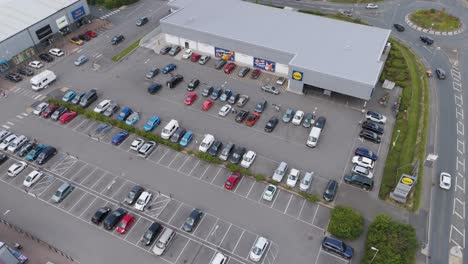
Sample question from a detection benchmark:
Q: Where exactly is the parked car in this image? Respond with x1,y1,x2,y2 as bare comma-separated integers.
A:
366,3,378,9
354,147,378,161
351,156,375,168
219,89,232,102
224,172,242,190
184,92,198,105
201,99,214,111
111,130,129,145
167,75,183,88
93,99,111,114
249,236,269,262
190,53,201,62
17,141,35,157
23,170,43,187
261,85,280,95
302,113,315,128
103,102,119,117
199,55,210,65
359,129,382,143
292,110,304,125
282,108,295,123
254,99,267,113
351,165,373,178
262,184,277,201
125,112,140,126
26,144,46,161
362,120,384,134
28,61,43,69
51,106,68,121
59,111,77,124
130,138,145,152
210,87,223,100
138,141,156,157
215,59,227,69
168,45,181,56
91,207,111,225
69,37,84,46
235,110,249,123
148,83,162,94
134,191,152,211
117,107,133,121
187,78,200,91
0,134,16,150
323,180,338,202
35,146,56,165
144,116,161,131
276,76,286,85
103,208,127,230
300,172,314,191
7,161,27,177
84,30,97,38
201,86,214,97
251,69,261,79
219,143,235,161
182,208,203,232
322,236,354,259
238,67,250,77
170,127,186,143
228,93,240,104
71,92,86,104
39,53,54,62
199,134,215,152
286,168,300,187
111,35,125,45
141,222,162,246
62,90,76,102
229,147,246,164
145,68,160,79
218,104,232,117
240,150,256,168
179,131,193,147
344,174,374,190
224,62,236,74
78,34,91,41
420,36,434,45
264,117,278,132
17,67,34,76
49,48,64,57
6,73,22,82
236,95,249,107
365,111,387,123
125,185,144,205
160,46,171,55
182,49,193,59
245,112,260,126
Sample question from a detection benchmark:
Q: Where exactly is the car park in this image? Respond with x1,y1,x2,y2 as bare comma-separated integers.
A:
84,30,97,38
125,185,144,205
300,172,313,191
160,46,171,55
136,16,148,26
130,138,145,152
148,83,162,94
141,222,162,246
144,116,161,131
117,107,133,121
218,104,232,117
91,207,111,225
219,89,232,102
251,69,261,79
322,236,353,259
198,55,210,65
35,146,57,165
162,63,176,74
440,172,451,190
344,174,374,190
29,61,43,69
6,73,22,82
229,147,246,164
262,185,277,202
302,113,315,128
145,68,160,79
78,34,91,42
352,156,374,168
245,112,260,126
135,191,152,211
282,108,295,123
182,49,193,59
219,143,235,161
33,102,49,115
366,3,378,9
264,117,278,132
250,236,269,262
103,208,127,230
116,213,135,234
201,99,214,111
355,147,378,161
240,150,256,168
436,68,446,80
182,208,203,232
286,168,300,187
23,170,43,188
62,91,76,102
359,129,382,143
94,99,111,113
362,120,383,134
170,128,186,143
0,134,17,150
125,112,140,126
39,53,54,62
167,75,183,88
179,131,193,147
168,45,181,56
71,92,86,104
59,111,77,124
7,161,27,177
351,165,373,178
292,110,304,125
138,141,156,157
184,92,197,105
420,36,434,45
74,55,88,66
238,67,250,77
201,86,214,97
365,111,386,123
187,78,200,90
103,102,119,117
224,172,242,190
215,59,227,70
210,87,223,100
49,48,64,57
69,37,84,45
261,85,280,95
17,67,34,76
112,131,129,145
208,141,223,156
323,180,338,202
393,24,405,32
111,35,125,45
26,144,46,161
17,141,35,157
190,53,201,62
228,93,240,104
199,134,215,152
51,182,73,202
254,99,267,113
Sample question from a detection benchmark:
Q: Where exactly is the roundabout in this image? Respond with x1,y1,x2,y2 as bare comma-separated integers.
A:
406,9,463,35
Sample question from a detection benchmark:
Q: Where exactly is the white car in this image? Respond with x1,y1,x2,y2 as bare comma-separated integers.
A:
8,161,27,177
240,150,256,168
440,172,451,190
182,49,193,59
49,48,64,57
299,171,313,191
365,111,387,124
23,170,44,187
218,104,232,117
351,165,373,178
249,236,269,262
262,184,277,202
351,156,375,169
366,3,378,9
93,99,112,113
138,141,156,157
28,61,43,69
0,134,17,150
199,134,215,152
286,168,300,187
134,191,152,211
292,110,305,125
33,102,49,115
130,138,145,151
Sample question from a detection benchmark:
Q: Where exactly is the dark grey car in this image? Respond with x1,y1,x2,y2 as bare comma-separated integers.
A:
255,99,267,113
238,67,250,77
182,208,203,232
323,180,338,202
229,147,246,164
146,68,160,79
215,59,227,69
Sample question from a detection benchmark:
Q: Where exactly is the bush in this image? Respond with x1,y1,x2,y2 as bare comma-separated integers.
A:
298,192,320,202
255,174,267,181
225,163,252,176
328,206,364,240
195,151,222,165
362,215,418,264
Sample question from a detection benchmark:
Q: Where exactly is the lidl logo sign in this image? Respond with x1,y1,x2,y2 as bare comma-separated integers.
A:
292,70,303,81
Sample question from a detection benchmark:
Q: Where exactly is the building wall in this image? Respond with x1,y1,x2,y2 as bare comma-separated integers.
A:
0,30,35,63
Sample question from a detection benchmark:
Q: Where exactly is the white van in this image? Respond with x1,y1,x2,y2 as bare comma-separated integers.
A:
152,228,175,256
161,120,179,139
30,70,56,91
210,252,228,264
306,127,321,148
7,135,28,153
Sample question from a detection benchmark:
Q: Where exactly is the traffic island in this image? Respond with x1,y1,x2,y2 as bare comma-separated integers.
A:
408,9,462,33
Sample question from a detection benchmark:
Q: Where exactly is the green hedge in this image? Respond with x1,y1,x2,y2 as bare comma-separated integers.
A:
89,0,139,9
195,151,222,165
362,215,418,264
112,39,141,62
328,206,364,240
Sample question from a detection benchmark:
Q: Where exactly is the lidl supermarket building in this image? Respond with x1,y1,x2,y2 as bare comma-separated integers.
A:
160,0,391,100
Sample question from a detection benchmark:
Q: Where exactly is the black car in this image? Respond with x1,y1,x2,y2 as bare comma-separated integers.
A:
344,174,374,190
0,153,8,165
17,141,35,157
435,68,446,80
39,53,54,62
17,67,34,76
201,86,214,97
160,46,171,55
228,93,240,104
167,75,183,88
170,127,186,143
359,129,382,143
136,16,149,26
393,23,405,32
323,180,338,202
229,147,246,164
265,117,279,132
362,120,383,134
215,59,227,70
238,66,250,77
78,34,91,41
235,110,249,123
51,106,68,121
187,78,200,91
111,35,125,45
254,99,267,113
141,222,162,246
322,236,354,259
148,83,162,94
145,68,160,79
6,73,22,82
182,208,203,232
91,206,111,225
36,146,57,165
208,140,223,156
103,208,127,230
124,185,144,205
420,36,434,45
315,116,326,129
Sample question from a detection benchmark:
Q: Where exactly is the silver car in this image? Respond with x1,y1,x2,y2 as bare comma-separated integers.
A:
74,55,88,66
199,55,210,65
261,85,280,95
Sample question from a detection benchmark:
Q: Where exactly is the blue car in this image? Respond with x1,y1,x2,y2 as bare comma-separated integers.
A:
112,131,129,145
210,87,223,100
26,144,47,161
144,116,161,131
162,63,176,74
125,112,140,126
219,89,232,102
179,131,193,147
117,107,133,121
354,147,378,161
62,90,76,102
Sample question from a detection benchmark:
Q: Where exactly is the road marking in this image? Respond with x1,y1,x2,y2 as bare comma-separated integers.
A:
188,160,200,175
453,198,465,219
455,94,463,107
457,121,464,135
210,167,223,184
174,238,190,263
177,156,190,172
232,229,245,253
21,113,28,117
453,82,462,92
456,156,465,172
2,125,10,129
246,181,257,197
156,148,169,163
16,115,23,119
34,94,43,100
6,122,14,126
3,209,10,216
297,199,306,219
456,176,465,192
167,152,179,167
457,139,465,154
283,194,294,214
95,54,102,59
167,203,182,224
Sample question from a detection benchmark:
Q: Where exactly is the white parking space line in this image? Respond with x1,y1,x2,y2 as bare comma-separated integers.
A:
174,238,190,264
168,203,182,224
1,125,9,129
457,139,465,154
210,167,223,184
157,148,169,163
167,153,180,167
16,115,23,119
177,156,190,172
450,225,465,248
457,156,465,172
246,181,257,197
79,196,98,218
123,217,141,240
233,229,245,254
201,164,212,179
219,224,232,246
69,192,90,212
188,160,201,175
453,198,465,219
6,122,14,126
283,194,294,214
457,121,464,135
297,199,306,219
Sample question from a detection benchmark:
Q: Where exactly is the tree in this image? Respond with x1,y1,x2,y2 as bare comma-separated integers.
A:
327,206,364,240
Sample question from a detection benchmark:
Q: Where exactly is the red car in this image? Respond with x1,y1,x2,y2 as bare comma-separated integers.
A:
184,92,198,105
225,172,242,190
245,112,260,126
224,62,236,74
116,214,135,234
201,99,214,111
251,69,261,79
190,53,201,62
59,111,77,124
42,104,59,118
84,30,97,38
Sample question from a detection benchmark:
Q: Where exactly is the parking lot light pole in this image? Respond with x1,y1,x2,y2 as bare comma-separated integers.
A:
391,129,400,150
370,247,379,263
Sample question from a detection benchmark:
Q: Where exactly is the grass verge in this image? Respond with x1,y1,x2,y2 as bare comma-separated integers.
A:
409,9,461,31
112,38,141,62
378,38,428,211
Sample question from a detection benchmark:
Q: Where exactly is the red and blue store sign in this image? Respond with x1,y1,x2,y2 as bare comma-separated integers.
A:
71,6,86,20
253,57,275,72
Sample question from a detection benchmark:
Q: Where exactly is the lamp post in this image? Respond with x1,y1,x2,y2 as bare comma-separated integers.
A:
391,129,400,150
370,246,379,263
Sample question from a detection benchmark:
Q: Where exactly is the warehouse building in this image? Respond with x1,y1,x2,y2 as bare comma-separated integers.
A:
160,0,391,100
0,0,90,72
